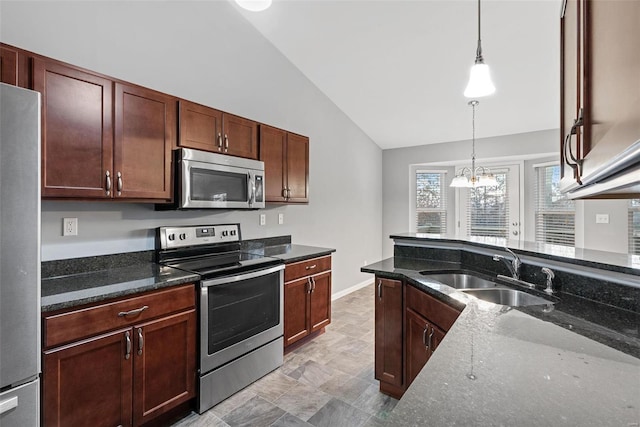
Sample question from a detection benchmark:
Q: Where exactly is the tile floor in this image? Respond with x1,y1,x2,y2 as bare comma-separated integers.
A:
173,283,398,427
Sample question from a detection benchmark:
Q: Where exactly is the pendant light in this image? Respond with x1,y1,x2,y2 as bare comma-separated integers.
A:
464,0,496,98
234,0,272,12
451,100,497,188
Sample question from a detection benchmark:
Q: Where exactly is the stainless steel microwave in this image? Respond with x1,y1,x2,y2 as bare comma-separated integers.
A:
167,148,265,209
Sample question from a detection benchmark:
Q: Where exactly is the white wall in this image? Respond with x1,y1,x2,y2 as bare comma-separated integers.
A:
0,1,383,294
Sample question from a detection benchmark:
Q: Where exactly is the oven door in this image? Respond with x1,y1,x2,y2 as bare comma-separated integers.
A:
200,264,284,374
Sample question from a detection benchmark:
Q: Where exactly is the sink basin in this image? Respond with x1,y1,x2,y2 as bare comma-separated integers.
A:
462,288,553,307
420,272,497,289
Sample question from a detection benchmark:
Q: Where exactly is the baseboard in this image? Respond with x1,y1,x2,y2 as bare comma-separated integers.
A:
331,279,374,301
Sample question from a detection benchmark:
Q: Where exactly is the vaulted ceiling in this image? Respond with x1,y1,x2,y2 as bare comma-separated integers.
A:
236,0,561,150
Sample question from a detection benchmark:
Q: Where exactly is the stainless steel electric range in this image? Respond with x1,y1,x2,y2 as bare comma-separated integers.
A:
156,224,284,413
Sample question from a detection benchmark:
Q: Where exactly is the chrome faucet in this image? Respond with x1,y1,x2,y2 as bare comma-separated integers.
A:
542,267,555,294
493,248,521,280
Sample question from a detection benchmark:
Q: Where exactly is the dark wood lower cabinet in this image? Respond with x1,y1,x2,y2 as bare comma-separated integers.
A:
374,277,404,397
43,285,196,427
283,256,332,350
43,328,133,427
405,309,445,387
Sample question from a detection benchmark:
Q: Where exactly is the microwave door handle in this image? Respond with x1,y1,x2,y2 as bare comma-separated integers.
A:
248,173,256,206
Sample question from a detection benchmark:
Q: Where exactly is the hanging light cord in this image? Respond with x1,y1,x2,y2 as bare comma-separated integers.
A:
470,100,478,177
475,0,484,64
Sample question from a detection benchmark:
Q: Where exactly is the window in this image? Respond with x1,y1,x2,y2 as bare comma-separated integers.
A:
416,171,446,234
467,171,509,239
535,164,575,246
630,199,640,255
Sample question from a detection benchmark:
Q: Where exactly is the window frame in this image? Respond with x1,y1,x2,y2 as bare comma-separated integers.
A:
410,168,448,234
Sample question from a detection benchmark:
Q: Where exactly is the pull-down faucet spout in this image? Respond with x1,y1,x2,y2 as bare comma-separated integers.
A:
493,247,521,280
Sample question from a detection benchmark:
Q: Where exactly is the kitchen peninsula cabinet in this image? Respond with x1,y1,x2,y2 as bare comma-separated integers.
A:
559,0,640,196
179,100,258,159
33,58,175,201
405,285,460,387
260,125,309,203
283,256,331,349
374,277,404,398
42,284,196,427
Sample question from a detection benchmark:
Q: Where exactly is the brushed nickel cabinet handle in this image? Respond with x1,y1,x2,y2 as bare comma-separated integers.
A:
427,328,434,351
377,280,382,299
217,133,223,151
137,328,144,355
282,188,287,199
311,277,316,292
305,264,317,270
117,171,123,194
422,325,428,348
118,305,149,317
125,331,131,360
224,134,229,153
306,278,312,293
105,170,111,195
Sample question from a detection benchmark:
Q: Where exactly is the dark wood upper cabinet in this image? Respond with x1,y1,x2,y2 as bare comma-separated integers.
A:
260,125,309,203
33,58,114,199
0,44,29,87
223,113,258,159
114,83,175,201
179,100,258,159
560,0,640,196
179,100,223,152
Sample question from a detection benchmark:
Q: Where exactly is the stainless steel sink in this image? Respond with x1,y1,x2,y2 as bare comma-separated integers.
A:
461,288,553,307
419,272,497,289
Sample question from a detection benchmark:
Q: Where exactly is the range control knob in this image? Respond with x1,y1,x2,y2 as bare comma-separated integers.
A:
230,230,237,236
179,233,187,240
222,231,228,237
167,234,175,241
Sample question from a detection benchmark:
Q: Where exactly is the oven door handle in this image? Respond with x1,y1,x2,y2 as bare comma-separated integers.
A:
201,264,285,287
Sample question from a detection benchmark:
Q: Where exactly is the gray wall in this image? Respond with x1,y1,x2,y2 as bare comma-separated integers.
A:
384,131,632,257
382,129,558,257
0,1,383,294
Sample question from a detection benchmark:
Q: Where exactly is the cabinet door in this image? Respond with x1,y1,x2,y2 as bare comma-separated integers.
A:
284,276,311,347
179,100,223,153
43,329,132,427
34,59,113,198
114,83,175,201
374,277,403,388
405,309,430,387
133,310,196,426
286,133,309,203
222,113,258,159
309,271,331,332
560,0,587,185
260,125,287,202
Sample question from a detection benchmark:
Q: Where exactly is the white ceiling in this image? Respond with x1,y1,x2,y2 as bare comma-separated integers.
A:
236,0,561,150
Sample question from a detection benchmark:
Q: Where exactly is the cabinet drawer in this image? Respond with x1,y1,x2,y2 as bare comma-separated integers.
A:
284,256,331,282
44,284,195,349
405,285,460,332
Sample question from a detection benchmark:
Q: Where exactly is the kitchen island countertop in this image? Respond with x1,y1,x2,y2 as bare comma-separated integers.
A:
363,257,640,426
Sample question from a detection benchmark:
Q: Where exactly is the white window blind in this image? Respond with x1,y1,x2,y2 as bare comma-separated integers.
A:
535,164,575,246
629,199,640,255
466,170,509,238
416,171,446,234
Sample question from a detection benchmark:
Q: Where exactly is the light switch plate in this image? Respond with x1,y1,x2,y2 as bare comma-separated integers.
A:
595,214,609,224
278,213,284,225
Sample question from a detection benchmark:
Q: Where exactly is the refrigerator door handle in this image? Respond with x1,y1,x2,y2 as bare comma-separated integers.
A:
0,395,18,415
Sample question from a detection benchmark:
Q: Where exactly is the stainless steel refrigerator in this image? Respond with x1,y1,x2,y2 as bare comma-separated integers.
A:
0,83,41,426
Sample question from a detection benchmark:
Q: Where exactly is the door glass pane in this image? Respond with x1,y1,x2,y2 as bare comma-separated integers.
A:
207,270,280,354
191,168,248,202
467,172,508,238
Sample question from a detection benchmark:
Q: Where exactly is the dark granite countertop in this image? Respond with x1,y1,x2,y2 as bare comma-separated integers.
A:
392,232,640,275
41,263,199,312
245,244,335,264
362,257,640,426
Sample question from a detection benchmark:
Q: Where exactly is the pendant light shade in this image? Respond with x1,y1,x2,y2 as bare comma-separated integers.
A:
234,0,272,12
464,62,495,98
464,0,495,98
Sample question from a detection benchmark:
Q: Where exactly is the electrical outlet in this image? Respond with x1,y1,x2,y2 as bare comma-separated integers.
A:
278,213,284,225
259,214,266,226
63,218,78,236
595,214,609,224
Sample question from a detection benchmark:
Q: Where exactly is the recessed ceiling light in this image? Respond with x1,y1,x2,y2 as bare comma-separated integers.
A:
234,0,272,12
